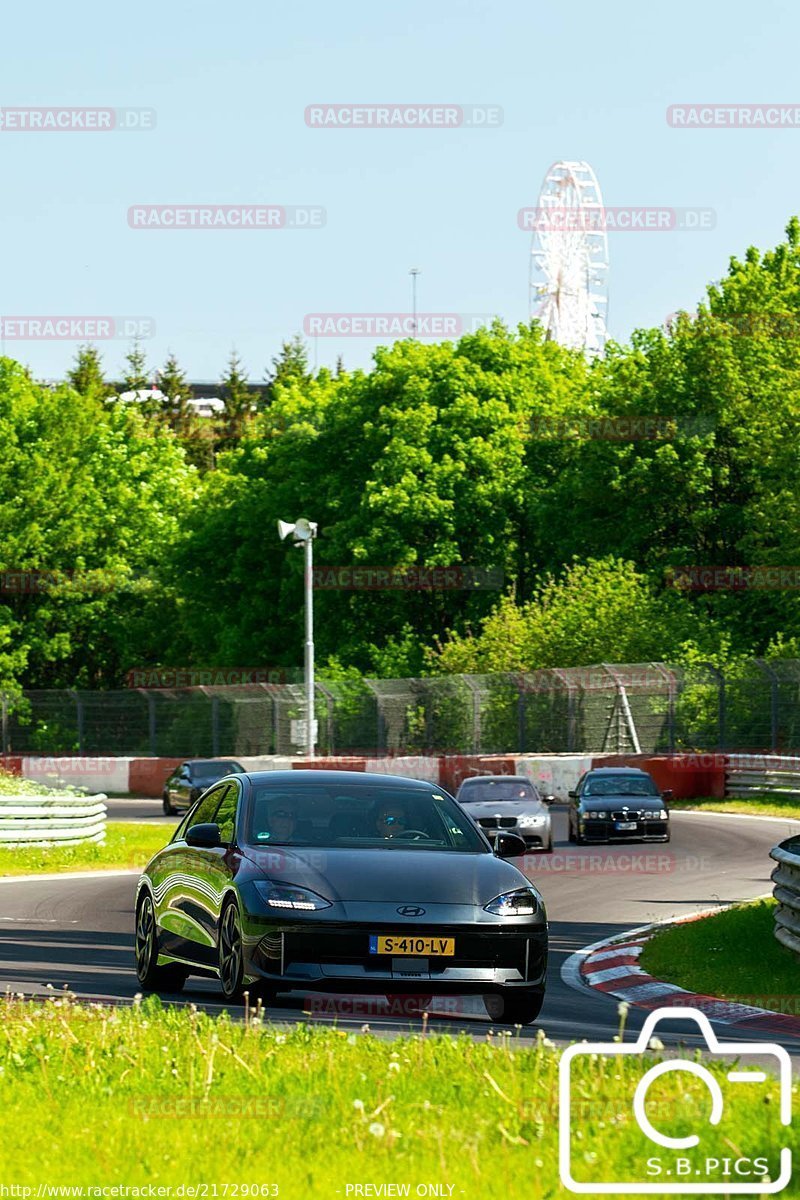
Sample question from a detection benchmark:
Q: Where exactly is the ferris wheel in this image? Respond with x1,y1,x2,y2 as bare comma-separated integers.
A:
529,160,609,354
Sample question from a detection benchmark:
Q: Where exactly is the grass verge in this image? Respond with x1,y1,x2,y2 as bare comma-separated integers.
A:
640,897,800,1013
671,794,800,820
0,995,792,1196
0,821,170,876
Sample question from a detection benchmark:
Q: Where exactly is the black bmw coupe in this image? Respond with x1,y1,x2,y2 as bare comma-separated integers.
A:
135,770,548,1024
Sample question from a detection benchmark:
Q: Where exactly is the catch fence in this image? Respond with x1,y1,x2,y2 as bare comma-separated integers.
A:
3,658,800,758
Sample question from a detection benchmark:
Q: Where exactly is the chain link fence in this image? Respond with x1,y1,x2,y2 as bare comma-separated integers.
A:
3,658,800,758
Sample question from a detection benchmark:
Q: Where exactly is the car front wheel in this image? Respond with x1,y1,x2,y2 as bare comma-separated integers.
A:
135,893,187,992
484,988,545,1025
162,791,175,816
219,900,246,1003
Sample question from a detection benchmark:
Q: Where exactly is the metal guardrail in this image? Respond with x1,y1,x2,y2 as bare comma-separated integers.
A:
727,766,800,799
769,836,800,960
0,794,107,846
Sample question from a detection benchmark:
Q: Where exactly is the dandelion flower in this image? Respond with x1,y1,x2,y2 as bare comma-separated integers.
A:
368,1122,385,1138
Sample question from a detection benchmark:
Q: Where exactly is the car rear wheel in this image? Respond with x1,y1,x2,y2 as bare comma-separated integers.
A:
162,791,175,816
484,988,545,1026
543,835,554,853
219,900,246,1003
135,893,187,992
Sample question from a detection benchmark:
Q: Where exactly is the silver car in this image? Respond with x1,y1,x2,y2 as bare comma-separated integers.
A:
455,775,555,853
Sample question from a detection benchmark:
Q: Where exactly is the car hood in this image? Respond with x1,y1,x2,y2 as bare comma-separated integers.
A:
241,845,530,905
462,800,547,819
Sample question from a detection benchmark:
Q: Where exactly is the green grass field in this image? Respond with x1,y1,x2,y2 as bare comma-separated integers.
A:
0,821,171,876
0,995,793,1197
640,898,800,1013
671,795,800,820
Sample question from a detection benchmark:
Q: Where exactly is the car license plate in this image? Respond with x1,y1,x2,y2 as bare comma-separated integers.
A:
369,935,454,956
616,821,637,831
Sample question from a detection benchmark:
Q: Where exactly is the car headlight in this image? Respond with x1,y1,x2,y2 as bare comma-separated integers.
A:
518,814,544,827
643,810,669,820
583,810,607,820
253,882,331,911
484,888,540,917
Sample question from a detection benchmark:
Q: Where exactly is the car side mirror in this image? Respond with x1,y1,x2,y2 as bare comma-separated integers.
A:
541,794,556,805
493,832,527,859
568,789,578,800
186,822,222,848
661,789,673,803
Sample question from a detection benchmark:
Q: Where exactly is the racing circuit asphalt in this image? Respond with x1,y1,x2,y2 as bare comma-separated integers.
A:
2,807,799,1055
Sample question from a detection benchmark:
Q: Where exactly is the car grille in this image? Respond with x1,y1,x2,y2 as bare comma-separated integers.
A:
611,810,642,820
277,927,533,973
477,817,517,829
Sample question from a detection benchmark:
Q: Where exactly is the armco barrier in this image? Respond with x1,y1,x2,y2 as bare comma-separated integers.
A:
0,793,108,846
0,751,734,797
769,836,800,961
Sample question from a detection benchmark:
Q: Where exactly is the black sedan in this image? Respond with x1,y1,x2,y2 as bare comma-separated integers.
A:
567,766,672,844
136,770,548,1024
162,758,244,815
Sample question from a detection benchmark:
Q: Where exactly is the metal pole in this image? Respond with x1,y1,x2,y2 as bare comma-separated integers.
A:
410,268,420,335
304,536,315,757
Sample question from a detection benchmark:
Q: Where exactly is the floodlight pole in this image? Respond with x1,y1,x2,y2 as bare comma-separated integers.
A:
303,534,315,758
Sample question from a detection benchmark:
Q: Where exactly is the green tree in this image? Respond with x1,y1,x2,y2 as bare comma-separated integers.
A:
0,356,198,689
220,351,254,445
122,339,150,393
67,345,112,402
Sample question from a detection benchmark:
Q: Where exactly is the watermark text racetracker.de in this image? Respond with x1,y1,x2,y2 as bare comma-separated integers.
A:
667,565,800,590
523,852,709,876
128,206,325,230
312,565,503,590
0,107,155,131
668,103,800,128
305,103,502,128
0,317,154,341
518,206,715,232
303,313,493,338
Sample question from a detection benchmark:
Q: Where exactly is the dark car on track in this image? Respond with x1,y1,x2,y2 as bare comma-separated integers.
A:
136,770,549,1024
567,766,672,844
162,758,245,815
455,775,555,852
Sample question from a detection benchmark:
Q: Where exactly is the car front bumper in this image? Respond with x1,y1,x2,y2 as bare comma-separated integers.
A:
241,919,548,992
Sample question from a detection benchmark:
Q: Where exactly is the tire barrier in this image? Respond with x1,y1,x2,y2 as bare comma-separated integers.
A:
0,793,108,846
769,836,800,961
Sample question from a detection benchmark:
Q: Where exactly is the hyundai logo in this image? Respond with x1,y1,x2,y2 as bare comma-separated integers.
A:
396,904,426,917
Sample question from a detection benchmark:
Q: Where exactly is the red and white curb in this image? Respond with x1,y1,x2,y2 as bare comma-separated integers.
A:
562,906,800,1039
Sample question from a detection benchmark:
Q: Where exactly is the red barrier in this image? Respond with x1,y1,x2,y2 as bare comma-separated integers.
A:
294,757,367,772
0,755,23,777
129,757,183,798
591,754,725,799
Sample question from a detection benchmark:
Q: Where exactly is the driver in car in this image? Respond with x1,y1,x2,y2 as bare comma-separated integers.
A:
373,804,408,839
261,802,297,843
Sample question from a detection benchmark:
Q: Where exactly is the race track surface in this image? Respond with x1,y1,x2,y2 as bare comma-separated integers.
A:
2,809,798,1053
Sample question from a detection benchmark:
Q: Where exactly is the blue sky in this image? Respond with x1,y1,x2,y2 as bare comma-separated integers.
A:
2,0,798,381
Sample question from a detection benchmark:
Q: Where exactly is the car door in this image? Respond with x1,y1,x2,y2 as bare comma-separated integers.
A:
153,784,229,966
174,764,194,809
174,780,242,967
569,774,586,833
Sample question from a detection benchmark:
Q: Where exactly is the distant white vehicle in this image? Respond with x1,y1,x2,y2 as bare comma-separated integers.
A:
455,774,555,853
118,387,225,419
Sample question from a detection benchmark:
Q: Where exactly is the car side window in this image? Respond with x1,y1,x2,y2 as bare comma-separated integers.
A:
212,782,239,845
184,785,226,836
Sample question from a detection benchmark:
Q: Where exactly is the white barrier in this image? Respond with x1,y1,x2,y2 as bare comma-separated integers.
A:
23,756,131,794
0,793,108,846
516,754,594,800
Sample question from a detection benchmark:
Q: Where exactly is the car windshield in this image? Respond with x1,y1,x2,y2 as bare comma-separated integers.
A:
583,775,658,797
246,781,487,852
460,781,539,803
193,761,241,780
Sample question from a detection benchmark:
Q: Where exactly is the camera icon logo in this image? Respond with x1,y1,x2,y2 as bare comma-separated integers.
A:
559,1006,792,1194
